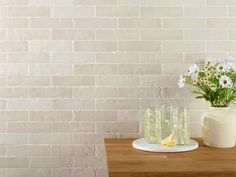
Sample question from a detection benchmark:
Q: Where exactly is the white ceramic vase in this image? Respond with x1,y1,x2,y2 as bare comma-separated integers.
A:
201,107,236,148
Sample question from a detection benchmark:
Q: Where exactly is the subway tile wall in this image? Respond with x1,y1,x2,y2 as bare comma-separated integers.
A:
0,0,235,176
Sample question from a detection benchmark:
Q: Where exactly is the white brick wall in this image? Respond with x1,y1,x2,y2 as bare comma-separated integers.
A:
0,0,235,176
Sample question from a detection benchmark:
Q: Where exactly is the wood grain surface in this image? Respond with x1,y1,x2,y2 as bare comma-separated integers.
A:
104,138,236,177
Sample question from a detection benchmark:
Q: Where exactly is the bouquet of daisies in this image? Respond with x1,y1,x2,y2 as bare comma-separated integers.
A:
178,57,236,107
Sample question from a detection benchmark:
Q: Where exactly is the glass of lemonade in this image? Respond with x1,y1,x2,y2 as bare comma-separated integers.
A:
160,104,173,140
144,104,190,145
144,108,162,144
172,106,190,145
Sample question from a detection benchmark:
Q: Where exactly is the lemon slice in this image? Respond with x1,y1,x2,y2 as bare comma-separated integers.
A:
161,134,177,147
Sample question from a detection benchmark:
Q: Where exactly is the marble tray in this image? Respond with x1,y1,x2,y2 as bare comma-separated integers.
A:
132,138,199,152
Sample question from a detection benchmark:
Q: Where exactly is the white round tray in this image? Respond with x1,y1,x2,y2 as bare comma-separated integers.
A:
132,138,199,152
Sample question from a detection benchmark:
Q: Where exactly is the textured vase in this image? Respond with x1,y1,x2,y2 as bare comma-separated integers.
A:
201,107,236,148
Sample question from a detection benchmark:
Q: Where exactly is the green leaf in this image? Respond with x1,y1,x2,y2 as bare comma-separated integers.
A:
196,96,204,99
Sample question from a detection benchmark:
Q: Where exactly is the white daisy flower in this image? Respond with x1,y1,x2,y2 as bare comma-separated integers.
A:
231,64,236,72
178,75,185,88
187,64,199,78
216,63,228,74
227,62,236,71
219,56,236,72
219,75,233,88
205,59,215,67
224,57,236,71
225,56,235,64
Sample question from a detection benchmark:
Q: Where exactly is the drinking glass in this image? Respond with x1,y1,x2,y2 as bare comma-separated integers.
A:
144,108,162,144
172,106,190,145
160,104,173,139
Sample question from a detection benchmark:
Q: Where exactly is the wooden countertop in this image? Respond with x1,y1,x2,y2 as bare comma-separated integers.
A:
104,138,236,177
